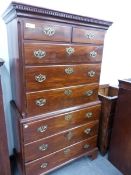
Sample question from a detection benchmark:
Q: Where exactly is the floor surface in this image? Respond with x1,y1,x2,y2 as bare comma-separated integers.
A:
49,155,123,175
13,154,123,175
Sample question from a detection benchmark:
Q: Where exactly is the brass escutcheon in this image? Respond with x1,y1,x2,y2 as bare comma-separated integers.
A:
88,70,96,77
65,114,72,121
39,144,48,151
40,163,48,169
66,47,75,55
84,144,90,149
43,27,55,36
85,90,93,96
89,51,97,58
35,74,46,83
37,125,48,133
85,32,95,39
34,49,46,59
66,131,73,141
65,67,74,75
86,112,93,118
35,98,46,107
64,89,72,96
84,128,91,134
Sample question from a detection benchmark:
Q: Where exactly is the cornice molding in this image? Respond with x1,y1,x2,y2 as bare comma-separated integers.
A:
2,2,112,28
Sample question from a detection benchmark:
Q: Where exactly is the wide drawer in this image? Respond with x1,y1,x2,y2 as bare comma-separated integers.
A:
26,83,99,116
25,64,101,91
72,27,105,44
24,121,98,162
24,43,103,64
23,103,101,143
23,20,72,42
25,136,97,175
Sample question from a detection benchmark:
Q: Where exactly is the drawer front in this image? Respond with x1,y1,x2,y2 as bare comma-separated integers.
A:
72,27,105,44
24,43,103,64
23,20,71,42
25,64,101,91
25,136,97,175
26,83,99,116
24,122,98,162
23,104,101,143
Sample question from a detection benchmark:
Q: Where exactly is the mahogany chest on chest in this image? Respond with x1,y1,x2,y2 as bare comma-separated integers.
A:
3,2,112,175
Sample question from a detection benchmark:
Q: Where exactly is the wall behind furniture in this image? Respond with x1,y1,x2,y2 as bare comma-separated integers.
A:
0,0,131,155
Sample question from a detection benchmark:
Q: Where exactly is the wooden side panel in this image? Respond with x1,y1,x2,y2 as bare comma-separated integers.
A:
10,101,25,175
108,86,118,97
99,84,118,97
98,95,117,155
98,85,118,155
7,19,26,116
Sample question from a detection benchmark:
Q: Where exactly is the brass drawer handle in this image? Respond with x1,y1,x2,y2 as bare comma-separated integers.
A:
64,89,72,96
34,49,46,59
85,90,93,96
85,33,95,39
43,27,55,36
86,112,93,118
37,125,48,133
84,128,91,134
89,51,97,58
66,131,73,141
65,114,72,121
65,67,74,75
84,144,90,149
39,144,48,151
35,74,46,82
40,163,48,169
66,47,75,55
88,70,96,77
35,98,46,107
64,148,71,155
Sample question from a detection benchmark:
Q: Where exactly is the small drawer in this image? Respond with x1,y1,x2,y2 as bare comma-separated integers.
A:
24,121,98,162
23,20,72,42
24,43,103,65
25,136,97,175
26,83,99,116
72,27,105,44
23,103,101,143
25,64,101,91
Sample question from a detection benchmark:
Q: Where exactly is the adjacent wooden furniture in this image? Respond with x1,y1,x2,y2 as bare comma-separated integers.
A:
3,2,112,175
109,79,131,175
98,84,118,155
0,58,11,175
